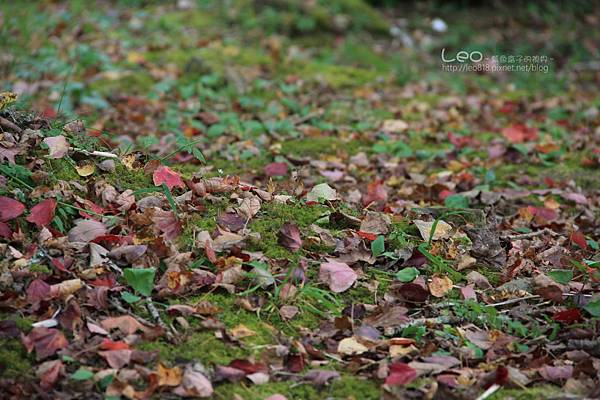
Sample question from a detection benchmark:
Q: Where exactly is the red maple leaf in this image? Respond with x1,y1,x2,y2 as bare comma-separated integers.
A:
26,198,57,227
552,309,583,324
0,196,25,221
385,362,417,386
502,124,538,143
153,165,185,191
22,328,68,360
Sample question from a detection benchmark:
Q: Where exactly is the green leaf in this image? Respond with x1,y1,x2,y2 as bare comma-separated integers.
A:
162,183,178,216
444,194,469,209
548,269,573,285
123,268,156,297
71,368,94,381
371,235,385,257
395,267,419,283
584,300,600,317
121,291,141,304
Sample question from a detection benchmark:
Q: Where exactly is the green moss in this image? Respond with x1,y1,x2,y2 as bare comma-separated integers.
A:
0,339,33,379
87,73,155,96
46,158,79,182
103,164,152,192
29,263,51,274
179,199,228,249
476,265,502,286
214,374,380,400
205,154,271,176
291,61,383,88
281,137,367,158
145,46,270,73
493,155,598,189
489,385,562,400
138,330,249,365
139,292,278,364
248,201,329,259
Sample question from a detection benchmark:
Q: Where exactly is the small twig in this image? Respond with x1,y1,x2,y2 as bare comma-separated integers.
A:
146,297,175,341
486,295,540,307
476,384,501,400
0,116,22,133
292,109,324,126
110,298,153,326
72,148,119,159
501,228,560,240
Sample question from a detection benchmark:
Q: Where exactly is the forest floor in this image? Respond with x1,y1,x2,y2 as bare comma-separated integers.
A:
1,1,600,399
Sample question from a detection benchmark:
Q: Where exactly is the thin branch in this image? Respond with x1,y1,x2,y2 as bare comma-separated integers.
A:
146,297,175,341
72,148,119,159
0,116,22,133
501,228,560,240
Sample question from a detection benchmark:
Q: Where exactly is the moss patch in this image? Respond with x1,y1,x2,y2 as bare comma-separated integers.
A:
290,61,383,88
214,374,381,400
0,339,33,379
103,164,152,192
489,385,562,400
248,201,330,260
87,73,155,97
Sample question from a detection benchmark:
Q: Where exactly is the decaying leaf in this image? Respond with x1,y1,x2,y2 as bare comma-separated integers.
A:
414,219,452,241
319,260,357,293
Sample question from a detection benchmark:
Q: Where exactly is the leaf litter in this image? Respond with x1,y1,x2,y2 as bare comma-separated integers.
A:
0,1,599,399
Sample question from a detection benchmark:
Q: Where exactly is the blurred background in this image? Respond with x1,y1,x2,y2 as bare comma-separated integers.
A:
1,0,599,175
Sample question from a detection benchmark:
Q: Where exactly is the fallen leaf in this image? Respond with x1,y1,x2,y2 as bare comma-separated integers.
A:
157,362,183,386
385,362,417,386
306,183,337,202
43,135,69,159
398,283,429,303
37,359,63,389
359,212,391,235
502,124,538,143
101,316,146,335
303,370,340,386
68,219,108,242
26,198,57,227
22,327,68,360
217,212,246,232
278,222,302,252
173,365,214,398
230,324,256,339
460,285,477,300
99,349,132,369
49,279,83,298
76,163,95,176
0,196,25,221
428,275,453,297
552,309,583,324
264,162,288,177
414,220,452,241
382,119,409,133
570,231,587,250
337,337,368,355
152,208,182,240
153,165,185,190
538,365,573,382
319,260,357,293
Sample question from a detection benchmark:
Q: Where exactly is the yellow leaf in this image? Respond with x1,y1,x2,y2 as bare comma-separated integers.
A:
230,324,256,339
76,163,95,177
157,362,182,387
0,91,17,110
428,275,453,298
121,154,137,170
337,337,368,355
127,51,145,64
